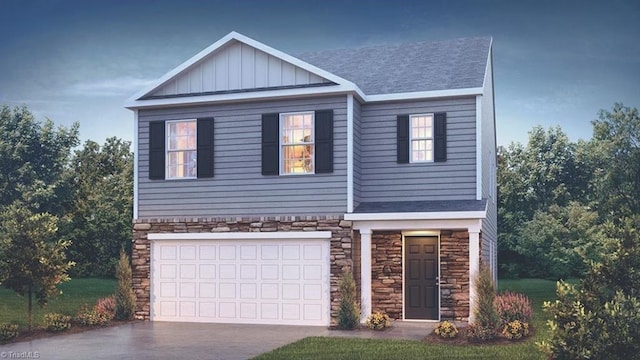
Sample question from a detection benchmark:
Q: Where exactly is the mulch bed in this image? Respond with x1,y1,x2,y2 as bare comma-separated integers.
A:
1,320,138,345
423,325,535,346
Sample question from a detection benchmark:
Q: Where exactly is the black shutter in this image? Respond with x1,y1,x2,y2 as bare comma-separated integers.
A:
149,121,165,180
397,115,409,164
262,113,279,175
197,117,214,178
434,112,447,162
314,110,333,173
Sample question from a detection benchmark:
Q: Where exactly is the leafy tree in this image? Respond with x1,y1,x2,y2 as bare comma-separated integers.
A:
497,126,585,277
589,103,640,220
0,105,79,214
0,202,74,332
65,138,133,277
517,202,604,279
114,249,136,320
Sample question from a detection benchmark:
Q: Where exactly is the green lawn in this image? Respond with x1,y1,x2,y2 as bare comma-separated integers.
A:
0,278,116,328
254,279,558,360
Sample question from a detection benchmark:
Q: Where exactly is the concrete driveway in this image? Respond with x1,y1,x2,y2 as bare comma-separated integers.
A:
0,322,330,360
1,321,433,360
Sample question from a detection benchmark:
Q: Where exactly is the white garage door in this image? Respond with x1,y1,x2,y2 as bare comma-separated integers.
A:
150,235,330,326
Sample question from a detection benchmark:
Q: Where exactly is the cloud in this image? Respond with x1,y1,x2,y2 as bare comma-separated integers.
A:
66,77,157,97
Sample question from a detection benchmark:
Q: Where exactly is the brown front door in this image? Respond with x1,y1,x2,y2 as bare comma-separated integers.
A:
404,236,439,320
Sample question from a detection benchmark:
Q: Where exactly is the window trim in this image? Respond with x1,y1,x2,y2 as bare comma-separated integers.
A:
279,111,316,175
166,119,197,180
409,113,435,163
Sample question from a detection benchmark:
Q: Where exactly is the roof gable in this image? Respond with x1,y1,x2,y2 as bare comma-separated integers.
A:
128,32,359,104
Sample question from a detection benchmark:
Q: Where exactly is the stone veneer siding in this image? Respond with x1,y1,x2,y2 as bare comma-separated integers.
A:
370,230,471,321
131,216,353,325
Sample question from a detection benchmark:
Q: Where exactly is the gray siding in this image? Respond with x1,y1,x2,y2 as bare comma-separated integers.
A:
479,49,498,281
359,98,477,202
137,96,348,219
353,99,362,208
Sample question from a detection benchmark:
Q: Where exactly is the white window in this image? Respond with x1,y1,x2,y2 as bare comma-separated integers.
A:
280,112,314,175
167,120,196,179
410,114,434,162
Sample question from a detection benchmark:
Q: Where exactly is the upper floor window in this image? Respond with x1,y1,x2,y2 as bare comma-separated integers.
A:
410,114,434,162
167,120,197,179
280,112,314,175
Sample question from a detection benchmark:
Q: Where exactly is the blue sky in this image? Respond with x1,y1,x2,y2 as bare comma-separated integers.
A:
1,0,638,146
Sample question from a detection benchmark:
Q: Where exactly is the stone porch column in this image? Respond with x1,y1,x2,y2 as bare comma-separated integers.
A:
468,227,481,323
360,228,372,322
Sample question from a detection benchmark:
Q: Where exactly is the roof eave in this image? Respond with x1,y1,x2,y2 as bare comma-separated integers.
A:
344,210,487,221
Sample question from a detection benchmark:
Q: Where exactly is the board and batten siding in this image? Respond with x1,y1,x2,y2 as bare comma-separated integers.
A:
353,99,362,208
137,96,348,219
150,40,331,97
358,98,477,202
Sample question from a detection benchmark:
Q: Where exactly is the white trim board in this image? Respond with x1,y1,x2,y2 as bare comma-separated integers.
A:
346,94,354,213
148,231,332,241
344,211,486,221
132,109,139,220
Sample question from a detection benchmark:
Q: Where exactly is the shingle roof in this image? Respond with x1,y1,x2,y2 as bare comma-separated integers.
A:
297,36,491,95
353,199,487,213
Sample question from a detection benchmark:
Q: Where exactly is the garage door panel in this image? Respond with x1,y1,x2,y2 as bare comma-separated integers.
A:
152,239,329,325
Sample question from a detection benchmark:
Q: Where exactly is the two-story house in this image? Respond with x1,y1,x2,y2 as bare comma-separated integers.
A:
126,31,497,326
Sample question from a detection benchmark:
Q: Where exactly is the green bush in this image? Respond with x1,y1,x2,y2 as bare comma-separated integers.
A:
75,304,110,326
502,320,530,340
365,312,390,330
434,321,458,339
465,324,497,342
539,283,640,359
337,268,360,330
470,265,499,340
0,322,20,341
42,313,71,332
115,250,136,321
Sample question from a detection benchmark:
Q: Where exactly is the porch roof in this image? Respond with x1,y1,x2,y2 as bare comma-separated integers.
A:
353,199,487,213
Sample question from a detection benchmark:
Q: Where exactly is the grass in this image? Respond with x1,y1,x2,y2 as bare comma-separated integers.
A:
0,278,116,328
254,278,558,360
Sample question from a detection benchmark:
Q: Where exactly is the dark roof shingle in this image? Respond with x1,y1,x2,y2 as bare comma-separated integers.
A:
297,36,491,95
353,199,487,214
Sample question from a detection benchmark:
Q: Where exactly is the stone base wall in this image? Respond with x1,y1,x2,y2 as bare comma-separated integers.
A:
368,230,470,321
371,231,403,319
132,216,353,325
440,230,470,321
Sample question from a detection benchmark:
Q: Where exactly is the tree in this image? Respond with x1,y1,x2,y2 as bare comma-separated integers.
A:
589,103,640,220
0,202,74,332
337,268,360,329
114,249,136,320
0,105,79,215
65,138,133,277
517,202,604,279
497,126,585,277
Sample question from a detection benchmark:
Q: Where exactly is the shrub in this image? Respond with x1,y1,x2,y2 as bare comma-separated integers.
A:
76,304,110,326
495,291,533,325
0,322,19,341
42,313,71,332
539,282,640,359
365,312,391,330
94,295,116,320
337,268,360,330
434,321,458,339
471,265,499,340
502,320,530,340
115,249,136,321
466,324,497,343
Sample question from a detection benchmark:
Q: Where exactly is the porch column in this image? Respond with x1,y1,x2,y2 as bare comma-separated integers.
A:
360,228,372,322
468,227,481,323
